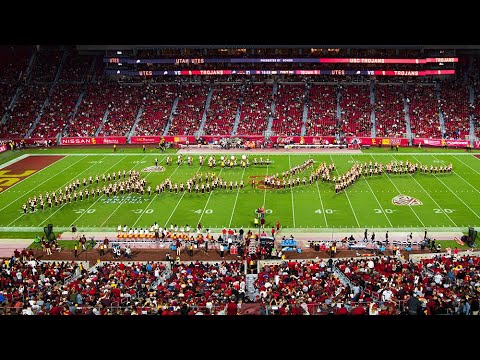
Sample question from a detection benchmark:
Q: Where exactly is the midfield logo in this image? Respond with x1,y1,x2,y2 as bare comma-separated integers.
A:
392,194,422,206
142,166,165,173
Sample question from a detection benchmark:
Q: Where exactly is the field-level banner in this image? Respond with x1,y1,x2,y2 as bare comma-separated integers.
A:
0,138,55,145
202,135,264,143
130,136,197,144
346,137,409,146
130,136,162,144
413,138,469,148
475,140,480,149
61,137,127,145
0,145,7,153
270,136,337,145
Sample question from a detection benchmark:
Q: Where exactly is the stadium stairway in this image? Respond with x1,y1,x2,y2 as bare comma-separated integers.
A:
370,80,376,137
337,85,342,136
265,81,278,133
245,273,259,301
332,263,354,288
231,83,245,135
404,84,412,142
94,109,110,136
62,87,87,135
25,50,67,138
197,83,214,135
0,86,22,125
469,84,475,147
162,95,179,136
127,105,144,140
24,89,51,138
53,50,68,83
85,55,97,83
1,50,37,125
25,48,37,84
91,55,101,82
64,264,84,284
300,84,309,136
436,82,446,138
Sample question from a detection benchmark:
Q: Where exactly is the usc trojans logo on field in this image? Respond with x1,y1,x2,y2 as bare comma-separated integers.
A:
392,194,422,206
0,170,36,193
142,166,165,173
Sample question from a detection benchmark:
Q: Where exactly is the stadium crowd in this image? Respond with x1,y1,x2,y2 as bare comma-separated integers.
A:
1,247,479,315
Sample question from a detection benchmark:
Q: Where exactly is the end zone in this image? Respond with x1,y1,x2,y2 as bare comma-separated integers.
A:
0,155,65,193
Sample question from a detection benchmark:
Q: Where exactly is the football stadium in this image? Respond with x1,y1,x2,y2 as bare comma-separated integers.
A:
0,44,479,315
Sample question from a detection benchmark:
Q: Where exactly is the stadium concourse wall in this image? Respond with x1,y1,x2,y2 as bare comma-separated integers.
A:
0,136,478,148
409,250,480,262
57,136,476,148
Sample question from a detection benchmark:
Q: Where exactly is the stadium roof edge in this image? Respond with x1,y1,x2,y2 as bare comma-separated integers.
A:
76,45,480,50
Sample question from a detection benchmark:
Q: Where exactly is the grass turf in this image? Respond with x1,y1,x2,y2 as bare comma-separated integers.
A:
0,148,479,235
27,239,95,251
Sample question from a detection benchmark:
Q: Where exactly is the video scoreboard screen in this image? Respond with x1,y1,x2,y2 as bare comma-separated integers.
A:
107,69,455,77
104,57,458,65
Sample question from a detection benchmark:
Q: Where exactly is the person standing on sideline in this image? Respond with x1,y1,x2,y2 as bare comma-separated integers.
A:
113,144,117,152
220,244,225,258
71,224,78,240
176,238,181,257
276,220,280,233
143,145,146,153
204,237,208,254
424,229,428,240
371,232,375,243
364,229,368,241
260,217,265,229
74,243,78,257
330,243,336,258
189,243,193,257
385,231,389,243
155,158,158,167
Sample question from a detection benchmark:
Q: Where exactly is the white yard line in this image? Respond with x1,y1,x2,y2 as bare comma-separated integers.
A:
34,157,110,226
130,155,171,228
430,173,480,220
454,155,480,175
4,155,89,226
99,155,157,227
392,155,457,227
163,164,202,228
369,154,425,227
68,156,130,228
0,154,29,169
315,181,328,227
433,155,480,196
353,155,393,227
228,167,246,227
0,155,76,207
329,154,360,227
288,155,296,228
13,151,479,157
422,155,480,221
197,167,224,226
262,163,269,208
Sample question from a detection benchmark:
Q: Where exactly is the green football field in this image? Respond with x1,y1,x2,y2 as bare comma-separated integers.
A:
0,147,479,235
